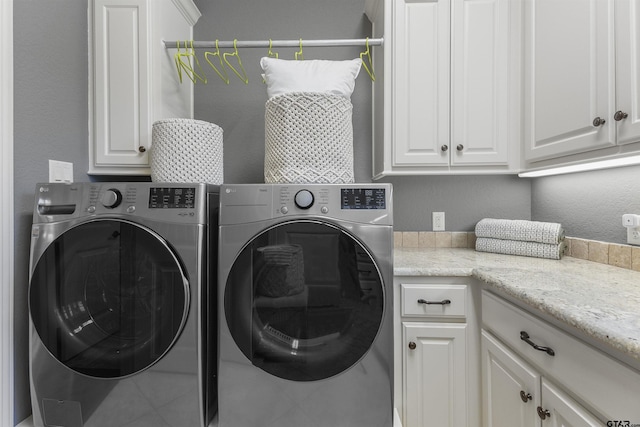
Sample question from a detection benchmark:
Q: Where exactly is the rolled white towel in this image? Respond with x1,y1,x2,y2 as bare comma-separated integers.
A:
475,218,564,245
475,237,565,260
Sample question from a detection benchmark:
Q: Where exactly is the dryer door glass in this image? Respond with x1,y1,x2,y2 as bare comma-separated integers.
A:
224,220,385,381
29,219,189,378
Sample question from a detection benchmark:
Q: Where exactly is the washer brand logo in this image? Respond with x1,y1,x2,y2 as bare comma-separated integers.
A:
39,187,49,193
225,188,236,194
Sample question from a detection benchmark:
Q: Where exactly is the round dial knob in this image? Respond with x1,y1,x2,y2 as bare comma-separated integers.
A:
294,190,314,209
100,189,123,208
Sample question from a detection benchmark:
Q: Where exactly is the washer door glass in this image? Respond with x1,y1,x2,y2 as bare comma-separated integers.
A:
225,221,384,381
29,220,189,379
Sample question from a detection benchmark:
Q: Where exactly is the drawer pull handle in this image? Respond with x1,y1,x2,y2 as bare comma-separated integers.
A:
519,391,532,403
520,331,555,356
537,406,551,420
418,298,451,305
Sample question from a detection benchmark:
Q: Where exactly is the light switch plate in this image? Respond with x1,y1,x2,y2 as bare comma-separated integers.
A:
49,160,73,183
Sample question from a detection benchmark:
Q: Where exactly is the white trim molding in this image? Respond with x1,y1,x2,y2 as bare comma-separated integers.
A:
170,0,201,26
1,0,15,426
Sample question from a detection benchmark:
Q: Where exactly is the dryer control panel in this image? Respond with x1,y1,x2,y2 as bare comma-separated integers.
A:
219,184,393,226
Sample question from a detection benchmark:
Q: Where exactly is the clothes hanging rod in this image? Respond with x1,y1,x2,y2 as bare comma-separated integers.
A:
163,38,383,49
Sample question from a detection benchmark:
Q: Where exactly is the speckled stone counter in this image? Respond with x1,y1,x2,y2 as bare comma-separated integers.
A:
394,247,640,365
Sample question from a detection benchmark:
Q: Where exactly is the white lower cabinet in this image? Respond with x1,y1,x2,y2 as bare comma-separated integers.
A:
404,323,467,427
540,379,602,427
395,278,481,427
482,330,539,427
482,290,640,426
482,330,601,427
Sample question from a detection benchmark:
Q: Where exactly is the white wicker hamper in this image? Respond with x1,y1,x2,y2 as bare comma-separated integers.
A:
264,92,354,184
150,119,223,184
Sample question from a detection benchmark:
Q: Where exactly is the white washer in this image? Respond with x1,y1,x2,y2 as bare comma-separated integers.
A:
218,183,393,427
28,182,218,427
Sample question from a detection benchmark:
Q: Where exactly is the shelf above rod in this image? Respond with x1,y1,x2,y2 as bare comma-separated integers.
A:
163,38,383,49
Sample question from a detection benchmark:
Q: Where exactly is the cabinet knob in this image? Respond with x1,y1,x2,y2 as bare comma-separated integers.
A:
138,146,147,153
441,145,449,152
614,110,629,121
519,391,532,403
456,144,464,151
592,117,606,127
408,341,417,350
537,406,551,420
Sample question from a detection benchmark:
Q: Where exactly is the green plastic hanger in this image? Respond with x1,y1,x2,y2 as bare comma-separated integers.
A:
176,40,207,84
205,40,230,84
223,39,249,85
174,41,185,83
360,38,376,82
262,39,279,84
268,39,279,59
295,38,304,61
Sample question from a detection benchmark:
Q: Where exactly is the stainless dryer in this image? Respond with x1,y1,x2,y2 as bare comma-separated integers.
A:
28,182,218,427
218,184,393,427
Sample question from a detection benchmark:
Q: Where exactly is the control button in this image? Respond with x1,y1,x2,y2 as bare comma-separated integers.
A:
321,206,329,214
294,190,314,209
126,206,136,213
87,206,96,213
100,189,123,208
280,206,289,214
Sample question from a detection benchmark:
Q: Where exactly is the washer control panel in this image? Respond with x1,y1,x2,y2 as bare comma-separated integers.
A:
219,184,393,226
34,183,214,225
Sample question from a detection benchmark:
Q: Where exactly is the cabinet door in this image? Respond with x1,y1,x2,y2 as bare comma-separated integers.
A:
393,0,450,166
403,322,467,427
540,379,602,427
615,0,640,145
91,0,151,171
482,330,540,427
523,0,615,162
450,0,510,166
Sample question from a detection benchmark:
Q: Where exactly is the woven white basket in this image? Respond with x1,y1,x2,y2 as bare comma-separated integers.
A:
264,92,354,184
150,119,223,184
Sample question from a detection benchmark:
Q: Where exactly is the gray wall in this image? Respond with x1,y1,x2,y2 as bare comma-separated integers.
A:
13,1,90,423
192,0,532,231
379,175,532,231
192,0,374,184
531,164,640,244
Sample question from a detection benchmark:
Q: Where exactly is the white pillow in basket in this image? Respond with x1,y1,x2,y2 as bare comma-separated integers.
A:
260,57,361,99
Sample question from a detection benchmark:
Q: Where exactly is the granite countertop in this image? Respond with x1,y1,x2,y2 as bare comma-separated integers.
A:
394,247,640,365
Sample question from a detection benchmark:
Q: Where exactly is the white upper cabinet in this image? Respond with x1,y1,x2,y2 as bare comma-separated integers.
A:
615,0,640,146
393,0,450,168
523,0,640,167
89,0,200,175
368,0,521,176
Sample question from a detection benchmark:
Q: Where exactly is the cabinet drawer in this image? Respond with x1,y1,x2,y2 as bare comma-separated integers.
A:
401,284,467,318
482,290,640,421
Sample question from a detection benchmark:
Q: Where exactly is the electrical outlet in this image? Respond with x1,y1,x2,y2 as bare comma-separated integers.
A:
433,212,445,231
628,228,640,246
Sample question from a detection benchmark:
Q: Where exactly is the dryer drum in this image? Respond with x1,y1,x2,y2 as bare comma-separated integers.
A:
224,221,385,382
255,244,305,297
